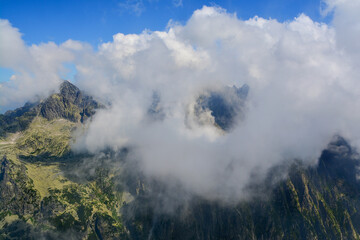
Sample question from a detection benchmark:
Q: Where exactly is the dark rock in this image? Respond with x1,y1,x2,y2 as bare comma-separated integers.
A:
0,156,40,216
40,94,81,122
195,84,249,131
147,91,165,121
318,135,360,186
40,80,102,123
0,80,102,137
0,102,38,137
59,80,82,104
93,213,129,240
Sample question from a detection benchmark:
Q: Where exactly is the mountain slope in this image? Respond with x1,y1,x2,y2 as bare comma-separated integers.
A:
0,82,360,239
122,137,360,240
0,81,101,138
40,81,102,123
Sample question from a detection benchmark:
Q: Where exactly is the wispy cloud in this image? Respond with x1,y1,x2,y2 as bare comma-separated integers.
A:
118,0,145,16
173,0,183,8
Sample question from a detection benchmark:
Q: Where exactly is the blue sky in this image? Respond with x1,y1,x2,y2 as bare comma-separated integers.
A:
1,0,328,46
0,0,329,83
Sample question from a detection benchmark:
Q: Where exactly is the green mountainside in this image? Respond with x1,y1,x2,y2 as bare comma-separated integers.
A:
0,81,360,239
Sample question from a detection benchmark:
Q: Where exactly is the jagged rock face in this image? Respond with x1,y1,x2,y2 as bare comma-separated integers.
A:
40,94,81,122
40,80,102,123
0,157,40,216
192,84,249,131
59,80,82,105
147,91,165,121
318,136,360,186
0,102,38,137
0,80,102,138
147,84,249,129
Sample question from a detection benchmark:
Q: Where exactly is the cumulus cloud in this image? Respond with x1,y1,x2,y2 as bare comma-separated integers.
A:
2,2,360,202
323,0,360,60
72,5,360,201
0,19,28,68
0,19,83,110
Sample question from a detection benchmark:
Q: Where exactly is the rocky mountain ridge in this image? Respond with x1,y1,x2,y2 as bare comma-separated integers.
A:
0,80,101,138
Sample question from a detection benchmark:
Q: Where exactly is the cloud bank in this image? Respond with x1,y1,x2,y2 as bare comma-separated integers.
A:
1,0,360,201
0,19,87,110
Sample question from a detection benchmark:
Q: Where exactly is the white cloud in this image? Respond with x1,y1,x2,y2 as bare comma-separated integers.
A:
72,5,360,201
0,20,77,109
2,2,360,202
323,0,360,60
0,19,28,69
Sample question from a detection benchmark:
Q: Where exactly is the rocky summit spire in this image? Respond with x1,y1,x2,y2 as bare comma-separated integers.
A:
39,80,102,122
59,80,81,104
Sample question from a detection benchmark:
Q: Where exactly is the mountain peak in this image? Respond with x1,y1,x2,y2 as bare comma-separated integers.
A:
0,81,102,137
193,84,249,131
59,80,81,104
39,80,101,122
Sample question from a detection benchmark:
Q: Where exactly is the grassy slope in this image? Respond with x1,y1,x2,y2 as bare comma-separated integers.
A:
1,115,360,239
16,117,77,158
0,117,76,198
0,117,132,239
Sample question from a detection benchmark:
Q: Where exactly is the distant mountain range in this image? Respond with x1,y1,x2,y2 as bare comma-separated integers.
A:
0,81,359,239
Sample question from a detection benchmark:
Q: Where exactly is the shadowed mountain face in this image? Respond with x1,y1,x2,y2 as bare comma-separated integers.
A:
0,102,38,137
147,91,166,122
194,84,249,131
318,136,360,186
1,82,360,239
121,137,360,240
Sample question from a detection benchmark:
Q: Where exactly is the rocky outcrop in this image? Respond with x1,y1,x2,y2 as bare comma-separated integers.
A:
193,84,249,131
40,80,102,123
0,81,102,138
0,102,38,137
0,157,40,216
